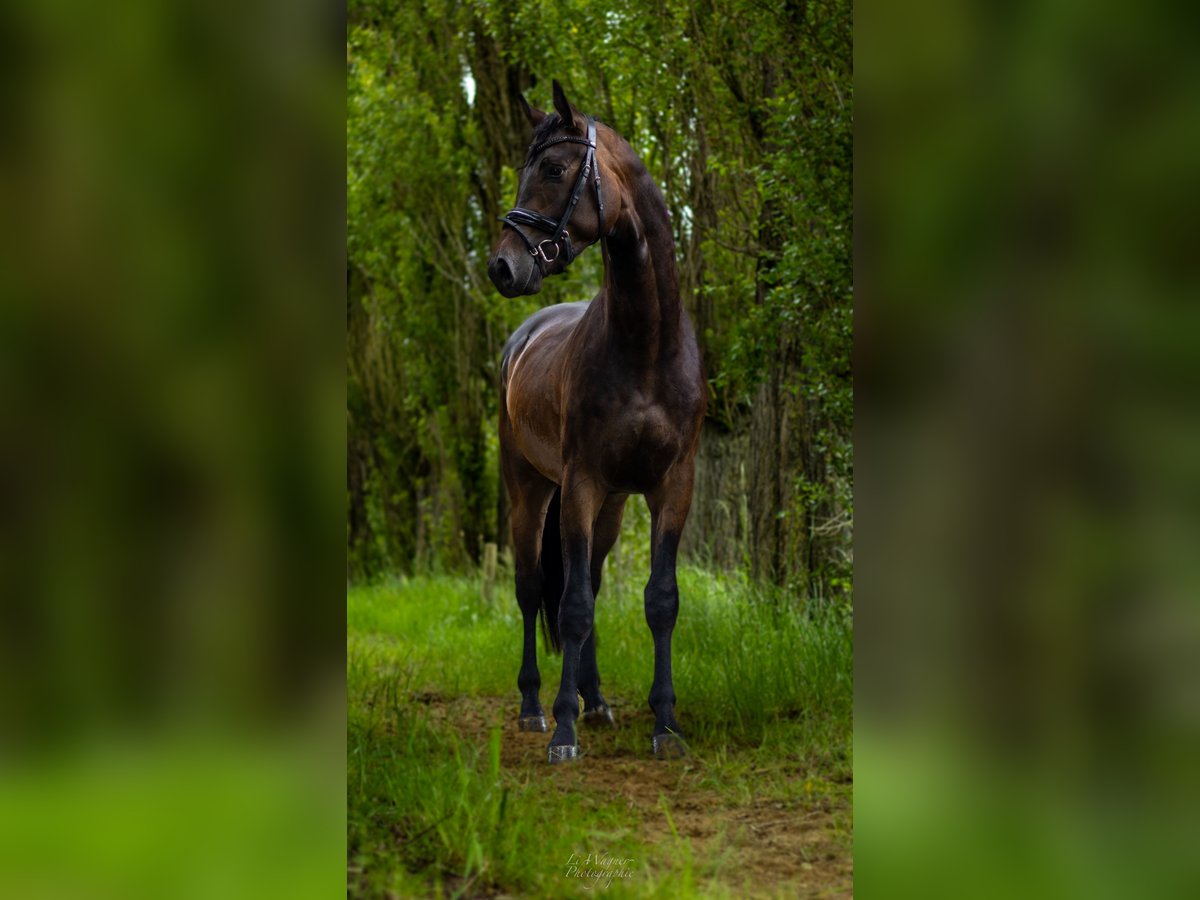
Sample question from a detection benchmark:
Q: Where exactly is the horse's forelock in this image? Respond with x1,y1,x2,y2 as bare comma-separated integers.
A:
524,114,569,161
530,113,563,147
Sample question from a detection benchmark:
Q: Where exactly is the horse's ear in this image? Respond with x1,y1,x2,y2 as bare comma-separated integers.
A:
552,79,582,132
517,92,545,128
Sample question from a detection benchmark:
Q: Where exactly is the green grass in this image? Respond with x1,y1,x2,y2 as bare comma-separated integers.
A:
348,566,852,897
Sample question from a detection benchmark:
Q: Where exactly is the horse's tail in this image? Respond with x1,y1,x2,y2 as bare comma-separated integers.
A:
539,487,564,654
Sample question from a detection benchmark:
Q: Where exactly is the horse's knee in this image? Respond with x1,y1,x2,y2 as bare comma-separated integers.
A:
644,583,678,632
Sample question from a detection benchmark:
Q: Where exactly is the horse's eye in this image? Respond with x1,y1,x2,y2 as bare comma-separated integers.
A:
546,164,564,179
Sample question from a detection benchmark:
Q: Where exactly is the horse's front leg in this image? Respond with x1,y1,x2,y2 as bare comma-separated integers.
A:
547,470,606,762
644,460,695,758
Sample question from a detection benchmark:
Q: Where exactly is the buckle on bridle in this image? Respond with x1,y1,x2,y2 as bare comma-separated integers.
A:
534,233,566,264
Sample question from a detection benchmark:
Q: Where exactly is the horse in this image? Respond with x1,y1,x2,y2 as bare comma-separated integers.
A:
487,81,705,763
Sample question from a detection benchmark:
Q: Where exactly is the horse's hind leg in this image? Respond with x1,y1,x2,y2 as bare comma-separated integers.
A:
507,462,557,733
579,493,627,729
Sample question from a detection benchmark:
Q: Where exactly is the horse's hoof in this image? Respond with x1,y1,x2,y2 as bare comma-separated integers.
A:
581,704,615,728
547,744,581,764
519,715,548,732
652,733,688,759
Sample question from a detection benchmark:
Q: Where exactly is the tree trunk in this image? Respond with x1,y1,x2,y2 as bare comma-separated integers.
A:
469,24,533,555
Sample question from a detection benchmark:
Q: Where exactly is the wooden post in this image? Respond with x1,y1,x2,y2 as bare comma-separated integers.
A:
482,542,498,605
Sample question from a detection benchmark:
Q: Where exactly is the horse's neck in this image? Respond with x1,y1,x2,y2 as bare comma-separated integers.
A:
600,172,681,362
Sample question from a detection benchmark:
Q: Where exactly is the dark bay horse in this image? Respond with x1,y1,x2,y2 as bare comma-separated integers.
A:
487,82,705,763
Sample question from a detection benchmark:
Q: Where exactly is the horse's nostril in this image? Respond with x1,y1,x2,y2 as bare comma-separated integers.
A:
490,256,513,288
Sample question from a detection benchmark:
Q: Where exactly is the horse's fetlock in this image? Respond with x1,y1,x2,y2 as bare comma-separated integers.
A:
518,670,540,693
648,687,675,715
552,697,580,724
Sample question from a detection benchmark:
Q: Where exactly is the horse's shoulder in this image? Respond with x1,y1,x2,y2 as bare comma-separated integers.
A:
501,301,590,385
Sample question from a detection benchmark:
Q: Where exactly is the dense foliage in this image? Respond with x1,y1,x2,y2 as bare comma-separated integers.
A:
348,0,852,600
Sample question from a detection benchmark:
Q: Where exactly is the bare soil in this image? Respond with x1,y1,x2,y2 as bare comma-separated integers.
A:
420,693,853,898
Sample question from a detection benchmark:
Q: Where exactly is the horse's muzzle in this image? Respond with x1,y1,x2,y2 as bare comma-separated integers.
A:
489,243,543,298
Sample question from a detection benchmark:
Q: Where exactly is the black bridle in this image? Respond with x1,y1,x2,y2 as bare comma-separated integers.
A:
501,116,604,273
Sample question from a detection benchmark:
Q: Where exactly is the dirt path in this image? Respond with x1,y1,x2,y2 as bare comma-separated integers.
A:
419,693,853,898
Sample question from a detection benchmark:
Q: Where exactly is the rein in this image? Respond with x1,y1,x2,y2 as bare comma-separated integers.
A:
501,116,605,272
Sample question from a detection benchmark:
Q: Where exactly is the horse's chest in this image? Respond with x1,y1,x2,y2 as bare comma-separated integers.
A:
569,391,691,490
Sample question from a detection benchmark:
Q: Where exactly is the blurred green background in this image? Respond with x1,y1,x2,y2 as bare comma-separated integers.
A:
0,1,344,897
856,0,1200,896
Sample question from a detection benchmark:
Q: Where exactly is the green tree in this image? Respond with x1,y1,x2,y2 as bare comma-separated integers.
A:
347,0,852,603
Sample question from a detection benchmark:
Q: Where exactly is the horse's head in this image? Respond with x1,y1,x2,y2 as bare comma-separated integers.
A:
488,81,616,298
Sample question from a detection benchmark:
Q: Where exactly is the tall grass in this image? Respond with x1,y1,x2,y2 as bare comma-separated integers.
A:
348,653,647,896
607,567,852,749
349,567,851,750
347,567,852,896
